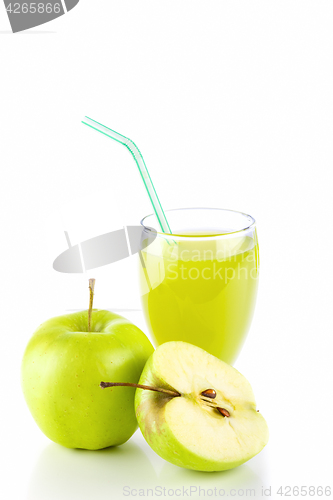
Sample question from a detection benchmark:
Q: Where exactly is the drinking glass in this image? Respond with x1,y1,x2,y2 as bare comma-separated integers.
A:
139,208,259,364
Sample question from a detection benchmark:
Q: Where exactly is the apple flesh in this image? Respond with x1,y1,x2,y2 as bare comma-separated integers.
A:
133,341,269,471
21,309,154,450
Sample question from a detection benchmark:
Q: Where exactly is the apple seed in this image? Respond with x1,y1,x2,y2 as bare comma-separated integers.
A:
217,407,230,417
201,389,216,399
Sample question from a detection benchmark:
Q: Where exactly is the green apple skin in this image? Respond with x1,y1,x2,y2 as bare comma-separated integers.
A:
22,309,154,450
135,341,269,472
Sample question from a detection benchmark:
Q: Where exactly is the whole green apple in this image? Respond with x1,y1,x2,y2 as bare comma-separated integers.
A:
101,341,269,471
22,305,153,450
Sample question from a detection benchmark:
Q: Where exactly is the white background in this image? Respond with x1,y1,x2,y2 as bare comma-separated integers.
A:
1,2,333,499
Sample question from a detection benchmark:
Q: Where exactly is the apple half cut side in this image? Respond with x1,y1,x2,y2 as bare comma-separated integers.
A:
101,341,269,471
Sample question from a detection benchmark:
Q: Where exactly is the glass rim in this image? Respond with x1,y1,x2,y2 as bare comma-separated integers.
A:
140,207,256,239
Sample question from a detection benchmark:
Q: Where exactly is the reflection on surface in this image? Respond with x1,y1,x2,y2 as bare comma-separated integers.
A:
29,437,267,500
159,459,263,499
28,440,157,500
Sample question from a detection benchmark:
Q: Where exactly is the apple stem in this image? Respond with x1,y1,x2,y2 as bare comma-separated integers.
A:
100,381,181,398
88,278,95,333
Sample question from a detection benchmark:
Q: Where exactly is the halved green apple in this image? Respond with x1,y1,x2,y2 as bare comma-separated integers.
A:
101,341,268,471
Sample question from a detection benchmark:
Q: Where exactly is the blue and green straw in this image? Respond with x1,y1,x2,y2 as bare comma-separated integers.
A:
82,116,172,235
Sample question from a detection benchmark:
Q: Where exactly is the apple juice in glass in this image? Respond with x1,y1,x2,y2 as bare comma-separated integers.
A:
139,208,259,364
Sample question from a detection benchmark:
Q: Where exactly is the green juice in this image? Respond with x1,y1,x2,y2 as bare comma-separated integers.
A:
139,231,259,364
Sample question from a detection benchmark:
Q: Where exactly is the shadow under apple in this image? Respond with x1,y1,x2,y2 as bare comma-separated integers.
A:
28,438,157,500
